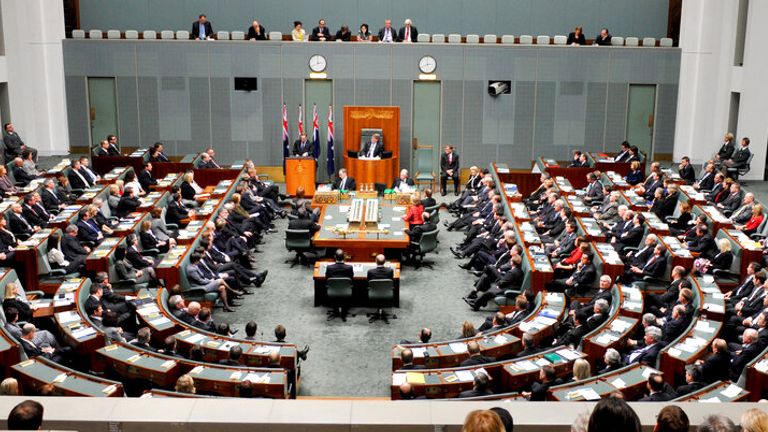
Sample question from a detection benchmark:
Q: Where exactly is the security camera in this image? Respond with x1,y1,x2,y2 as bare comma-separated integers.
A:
488,81,510,96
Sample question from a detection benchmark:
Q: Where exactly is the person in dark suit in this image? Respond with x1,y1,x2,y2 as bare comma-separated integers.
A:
662,305,690,343
359,133,384,158
116,187,140,219
594,28,612,46
465,255,524,311
721,137,751,175
421,189,437,209
567,26,586,45
191,14,213,40
717,183,744,215
678,156,696,185
731,328,762,380
440,146,460,196
197,153,219,169
458,372,493,398
292,133,314,157
287,208,321,236
67,160,91,191
326,249,354,279
60,225,89,269
694,162,716,191
639,373,674,401
515,332,542,358
246,20,267,40
686,224,716,259
21,194,47,228
555,310,590,348
695,338,732,383
403,212,436,262
391,169,415,191
130,327,156,352
460,341,495,366
125,234,155,271
19,323,66,363
166,192,193,226
75,211,102,245
525,366,563,401
614,213,645,252
545,253,597,295
334,25,352,41
675,365,706,397
40,179,66,213
397,348,426,370
7,203,38,239
331,168,356,191
93,140,112,157
397,19,418,43
621,244,667,284
139,220,169,253
138,162,157,192
310,19,332,41
625,326,663,365
219,345,243,366
377,20,396,43
3,123,37,163
714,133,736,165
11,158,35,186
367,254,394,282
191,307,216,332
147,142,170,162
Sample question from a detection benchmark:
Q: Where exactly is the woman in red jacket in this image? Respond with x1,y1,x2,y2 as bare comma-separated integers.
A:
738,204,764,236
553,238,587,278
402,194,424,226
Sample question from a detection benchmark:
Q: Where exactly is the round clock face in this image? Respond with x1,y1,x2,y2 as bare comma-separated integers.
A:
419,55,436,74
309,54,327,72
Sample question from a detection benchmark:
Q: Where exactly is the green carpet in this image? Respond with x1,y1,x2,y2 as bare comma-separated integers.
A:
222,194,489,397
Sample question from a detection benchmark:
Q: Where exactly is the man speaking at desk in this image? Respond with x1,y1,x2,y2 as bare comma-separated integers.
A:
293,133,314,157
359,133,384,159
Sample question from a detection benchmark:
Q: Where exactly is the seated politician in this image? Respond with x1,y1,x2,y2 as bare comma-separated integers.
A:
392,169,415,192
359,133,384,159
332,168,356,191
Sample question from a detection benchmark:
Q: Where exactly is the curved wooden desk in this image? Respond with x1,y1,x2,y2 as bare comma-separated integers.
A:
344,156,399,186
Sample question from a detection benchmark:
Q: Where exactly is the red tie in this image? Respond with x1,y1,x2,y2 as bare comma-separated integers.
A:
405,27,410,41
449,154,452,164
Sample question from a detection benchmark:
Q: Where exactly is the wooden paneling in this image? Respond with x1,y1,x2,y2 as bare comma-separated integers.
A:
343,106,400,185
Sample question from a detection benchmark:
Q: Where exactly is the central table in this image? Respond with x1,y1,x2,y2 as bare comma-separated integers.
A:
313,198,410,260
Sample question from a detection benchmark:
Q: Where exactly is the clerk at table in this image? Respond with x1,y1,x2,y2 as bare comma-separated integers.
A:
392,169,415,192
359,133,384,158
332,168,356,191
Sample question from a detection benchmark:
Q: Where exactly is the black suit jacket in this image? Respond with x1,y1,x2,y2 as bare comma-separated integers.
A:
21,205,45,227
675,381,705,397
367,265,394,281
326,262,354,279
697,172,715,191
191,21,213,39
571,263,597,289
41,188,64,212
116,196,139,218
360,141,384,158
94,147,110,157
8,213,33,238
626,342,661,365
406,222,437,244
460,355,495,367
391,178,415,190
731,343,762,380
67,169,88,190
688,234,716,259
61,235,88,261
497,266,524,291
12,166,35,185
332,176,356,191
138,169,157,191
127,247,152,269
166,200,188,226
292,139,313,156
567,32,586,45
377,27,397,42
139,231,160,250
397,26,418,42
639,391,674,402
310,26,332,41
440,152,459,174
458,388,493,398
246,25,267,40
700,351,732,383
288,218,320,236
662,317,689,343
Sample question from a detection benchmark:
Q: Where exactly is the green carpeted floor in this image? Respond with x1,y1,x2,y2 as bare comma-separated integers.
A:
221,194,489,397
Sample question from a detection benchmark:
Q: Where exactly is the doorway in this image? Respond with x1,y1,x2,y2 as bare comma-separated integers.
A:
412,81,441,183
304,79,333,181
87,77,119,149
626,84,657,159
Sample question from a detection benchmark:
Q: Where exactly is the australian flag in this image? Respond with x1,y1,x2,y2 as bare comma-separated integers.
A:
327,106,335,176
282,104,289,174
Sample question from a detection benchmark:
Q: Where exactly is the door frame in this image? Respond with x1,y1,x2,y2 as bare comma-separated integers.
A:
624,84,658,160
411,80,443,174
85,76,120,149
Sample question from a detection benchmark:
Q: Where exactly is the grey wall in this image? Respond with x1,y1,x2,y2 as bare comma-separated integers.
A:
78,0,669,39
63,40,681,174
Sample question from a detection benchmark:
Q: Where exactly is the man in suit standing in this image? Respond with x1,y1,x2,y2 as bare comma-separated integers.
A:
359,133,384,158
310,19,331,41
191,14,214,40
398,19,418,43
367,254,394,281
326,249,354,279
2,123,37,163
332,168,356,191
378,19,396,43
440,146,460,196
293,133,314,157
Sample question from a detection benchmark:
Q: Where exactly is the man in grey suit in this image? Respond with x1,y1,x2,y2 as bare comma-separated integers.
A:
594,191,620,224
186,252,236,311
3,123,37,163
